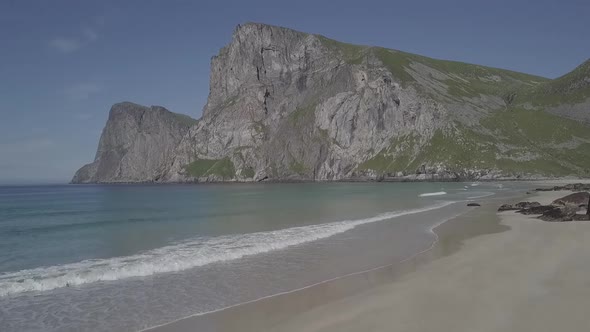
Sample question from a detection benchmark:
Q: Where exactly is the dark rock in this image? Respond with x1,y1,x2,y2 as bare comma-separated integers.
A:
552,192,590,206
515,201,541,209
535,187,559,192
518,205,555,215
539,205,577,222
499,201,542,212
498,204,519,211
573,214,590,221
535,183,590,192
564,183,590,191
467,203,481,207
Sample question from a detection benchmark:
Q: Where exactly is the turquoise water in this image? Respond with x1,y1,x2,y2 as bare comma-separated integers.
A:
0,182,517,331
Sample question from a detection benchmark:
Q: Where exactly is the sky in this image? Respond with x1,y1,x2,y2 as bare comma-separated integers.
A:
0,0,589,184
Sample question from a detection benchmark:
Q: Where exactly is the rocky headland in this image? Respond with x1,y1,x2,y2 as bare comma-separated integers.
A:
73,23,590,184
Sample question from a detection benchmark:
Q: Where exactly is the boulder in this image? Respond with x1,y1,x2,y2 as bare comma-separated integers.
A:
535,183,590,192
573,214,590,221
499,201,542,211
498,204,519,211
564,183,590,191
467,203,481,207
539,205,578,222
552,192,590,206
518,205,556,215
515,201,541,209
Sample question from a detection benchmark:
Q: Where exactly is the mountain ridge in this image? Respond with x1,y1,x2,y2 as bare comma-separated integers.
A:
72,23,590,183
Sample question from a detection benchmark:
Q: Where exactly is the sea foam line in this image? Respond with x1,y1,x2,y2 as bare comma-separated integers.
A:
140,206,467,332
419,191,447,197
467,192,495,199
0,201,455,297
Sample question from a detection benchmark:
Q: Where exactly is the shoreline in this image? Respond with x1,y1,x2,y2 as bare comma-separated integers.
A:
145,187,527,332
69,177,590,186
230,187,590,332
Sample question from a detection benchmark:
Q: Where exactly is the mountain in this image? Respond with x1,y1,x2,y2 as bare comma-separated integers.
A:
72,102,196,183
72,23,590,183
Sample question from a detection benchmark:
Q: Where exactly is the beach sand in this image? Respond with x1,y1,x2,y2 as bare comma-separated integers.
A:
149,185,590,332
269,190,590,332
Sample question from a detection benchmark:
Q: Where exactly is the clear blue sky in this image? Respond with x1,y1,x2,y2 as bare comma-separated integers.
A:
1,0,588,184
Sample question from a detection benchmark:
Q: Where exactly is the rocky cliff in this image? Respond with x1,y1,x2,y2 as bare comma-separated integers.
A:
73,23,590,183
72,102,196,183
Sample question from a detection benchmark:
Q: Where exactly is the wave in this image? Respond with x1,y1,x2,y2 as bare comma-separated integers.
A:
418,191,447,197
467,192,495,199
0,202,456,297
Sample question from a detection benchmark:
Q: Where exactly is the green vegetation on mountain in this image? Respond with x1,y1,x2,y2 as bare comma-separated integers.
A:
185,157,236,179
316,35,367,65
360,107,590,177
74,24,590,183
516,59,590,106
172,113,199,127
315,33,590,178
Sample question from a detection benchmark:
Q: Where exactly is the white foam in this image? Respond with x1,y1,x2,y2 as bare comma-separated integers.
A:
0,201,456,297
467,192,495,199
418,191,447,197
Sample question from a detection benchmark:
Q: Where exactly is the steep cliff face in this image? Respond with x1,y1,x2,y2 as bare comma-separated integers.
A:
160,24,455,182
71,102,196,183
73,23,590,183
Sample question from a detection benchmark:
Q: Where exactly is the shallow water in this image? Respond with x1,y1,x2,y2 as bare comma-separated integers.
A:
0,182,523,331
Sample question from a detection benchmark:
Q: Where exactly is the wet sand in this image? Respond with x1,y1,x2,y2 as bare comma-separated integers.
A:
148,184,590,332
268,190,590,332
146,189,522,332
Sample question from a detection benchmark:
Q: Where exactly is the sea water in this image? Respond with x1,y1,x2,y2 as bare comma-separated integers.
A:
0,182,521,331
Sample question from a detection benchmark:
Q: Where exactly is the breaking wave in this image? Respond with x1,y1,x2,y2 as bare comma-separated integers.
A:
418,191,447,197
0,201,455,297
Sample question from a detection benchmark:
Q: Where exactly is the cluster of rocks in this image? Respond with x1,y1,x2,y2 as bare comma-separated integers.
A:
498,191,590,222
534,183,590,192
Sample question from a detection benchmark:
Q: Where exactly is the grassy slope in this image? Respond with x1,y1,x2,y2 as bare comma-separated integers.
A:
359,109,590,177
172,113,198,127
516,59,590,106
374,48,548,101
317,35,548,100
184,157,236,179
318,35,590,177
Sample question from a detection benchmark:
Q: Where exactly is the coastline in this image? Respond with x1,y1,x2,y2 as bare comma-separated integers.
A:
69,176,590,185
146,185,530,332
260,188,590,332
148,181,590,332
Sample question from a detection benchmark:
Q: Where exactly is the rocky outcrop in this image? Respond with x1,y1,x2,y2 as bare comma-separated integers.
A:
498,202,541,211
551,192,590,206
498,188,590,222
538,205,579,222
158,23,449,182
73,23,590,183
535,183,590,192
71,102,196,183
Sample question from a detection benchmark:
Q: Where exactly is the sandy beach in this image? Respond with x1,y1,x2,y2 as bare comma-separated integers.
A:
148,183,590,332
263,189,590,332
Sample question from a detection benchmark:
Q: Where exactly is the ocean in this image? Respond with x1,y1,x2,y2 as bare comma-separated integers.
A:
0,182,519,331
